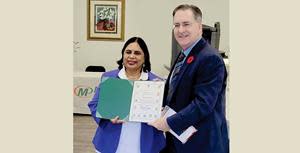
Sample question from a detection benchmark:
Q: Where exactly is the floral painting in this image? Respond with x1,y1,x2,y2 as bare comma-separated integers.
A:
96,6,117,32
88,0,125,40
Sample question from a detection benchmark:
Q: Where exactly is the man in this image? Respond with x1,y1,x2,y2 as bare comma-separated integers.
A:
149,4,229,153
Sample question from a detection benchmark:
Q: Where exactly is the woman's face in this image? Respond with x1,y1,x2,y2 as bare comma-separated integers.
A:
123,42,145,72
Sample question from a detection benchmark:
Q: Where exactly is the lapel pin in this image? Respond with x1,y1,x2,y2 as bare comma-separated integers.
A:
187,56,194,64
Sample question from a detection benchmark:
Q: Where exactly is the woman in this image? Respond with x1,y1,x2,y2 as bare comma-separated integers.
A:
88,37,166,153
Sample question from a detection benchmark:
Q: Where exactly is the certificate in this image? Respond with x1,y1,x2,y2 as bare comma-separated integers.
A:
96,77,165,122
129,81,165,122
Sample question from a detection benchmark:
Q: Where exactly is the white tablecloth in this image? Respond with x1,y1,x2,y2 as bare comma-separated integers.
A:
73,72,103,114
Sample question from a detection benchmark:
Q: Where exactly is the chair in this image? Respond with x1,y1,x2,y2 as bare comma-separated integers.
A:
85,65,106,72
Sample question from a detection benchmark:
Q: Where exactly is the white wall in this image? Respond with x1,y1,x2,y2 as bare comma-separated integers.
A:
74,0,229,77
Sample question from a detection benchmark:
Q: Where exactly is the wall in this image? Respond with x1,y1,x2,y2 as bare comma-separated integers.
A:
74,0,229,77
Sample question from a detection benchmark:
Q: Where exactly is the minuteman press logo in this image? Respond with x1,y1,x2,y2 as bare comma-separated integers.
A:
73,86,97,97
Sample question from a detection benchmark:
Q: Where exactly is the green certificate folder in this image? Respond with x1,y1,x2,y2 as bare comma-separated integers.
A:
96,77,165,122
96,77,134,121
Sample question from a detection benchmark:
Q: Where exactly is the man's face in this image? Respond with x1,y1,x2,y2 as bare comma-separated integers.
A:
173,9,202,50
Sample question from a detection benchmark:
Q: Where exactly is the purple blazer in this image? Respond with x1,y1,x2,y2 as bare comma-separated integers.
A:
88,69,166,153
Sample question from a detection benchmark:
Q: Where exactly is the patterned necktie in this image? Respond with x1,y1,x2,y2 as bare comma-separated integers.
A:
167,52,185,103
171,51,185,81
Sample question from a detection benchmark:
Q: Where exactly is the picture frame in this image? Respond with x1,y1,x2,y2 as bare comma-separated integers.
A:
87,0,125,41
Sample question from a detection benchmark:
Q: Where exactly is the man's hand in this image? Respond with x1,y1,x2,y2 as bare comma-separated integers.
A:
148,117,170,132
110,116,124,124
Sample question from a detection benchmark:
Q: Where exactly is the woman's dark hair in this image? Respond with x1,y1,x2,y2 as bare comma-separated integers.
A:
117,37,151,72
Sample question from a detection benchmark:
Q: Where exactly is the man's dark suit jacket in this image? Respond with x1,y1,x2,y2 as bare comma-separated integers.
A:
161,38,229,153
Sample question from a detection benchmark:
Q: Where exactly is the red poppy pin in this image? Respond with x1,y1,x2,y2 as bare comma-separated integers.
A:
187,56,194,64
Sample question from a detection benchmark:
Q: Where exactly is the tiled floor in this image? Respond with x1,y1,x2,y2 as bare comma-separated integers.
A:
73,114,97,153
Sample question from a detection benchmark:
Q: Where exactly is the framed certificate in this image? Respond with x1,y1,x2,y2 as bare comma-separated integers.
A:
96,77,165,122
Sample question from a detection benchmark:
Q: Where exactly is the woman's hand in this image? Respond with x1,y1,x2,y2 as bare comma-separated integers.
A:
110,116,124,124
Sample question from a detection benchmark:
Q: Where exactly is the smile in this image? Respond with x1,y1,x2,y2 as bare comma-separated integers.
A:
178,34,189,38
127,61,137,65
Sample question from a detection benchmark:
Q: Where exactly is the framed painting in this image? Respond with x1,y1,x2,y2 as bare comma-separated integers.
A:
87,0,125,41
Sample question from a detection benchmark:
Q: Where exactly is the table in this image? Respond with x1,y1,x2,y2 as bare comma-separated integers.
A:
73,72,103,114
